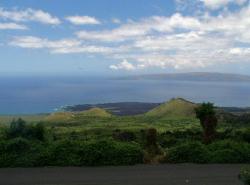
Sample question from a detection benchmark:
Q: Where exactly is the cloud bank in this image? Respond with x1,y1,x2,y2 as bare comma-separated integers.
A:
4,0,250,71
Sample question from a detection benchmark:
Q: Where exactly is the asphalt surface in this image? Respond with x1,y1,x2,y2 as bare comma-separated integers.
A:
0,164,245,185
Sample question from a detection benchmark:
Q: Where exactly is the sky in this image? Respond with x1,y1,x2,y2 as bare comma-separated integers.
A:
1,0,250,76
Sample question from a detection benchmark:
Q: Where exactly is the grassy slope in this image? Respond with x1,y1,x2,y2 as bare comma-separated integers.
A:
146,98,198,118
44,107,112,123
76,108,112,118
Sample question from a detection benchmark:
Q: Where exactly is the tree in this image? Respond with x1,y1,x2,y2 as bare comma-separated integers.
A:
195,103,218,144
7,118,26,139
6,118,45,141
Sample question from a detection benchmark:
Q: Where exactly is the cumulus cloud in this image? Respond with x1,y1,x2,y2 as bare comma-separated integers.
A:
10,36,80,49
65,16,101,25
110,59,136,70
0,7,60,25
0,22,27,30
9,36,113,54
200,0,247,9
76,13,201,42
8,3,250,71
112,18,121,24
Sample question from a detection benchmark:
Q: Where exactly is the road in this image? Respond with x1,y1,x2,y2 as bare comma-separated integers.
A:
0,164,245,185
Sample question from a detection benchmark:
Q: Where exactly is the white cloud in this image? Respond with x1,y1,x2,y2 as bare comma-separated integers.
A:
229,47,250,55
10,36,80,49
0,8,60,25
65,16,100,25
52,46,112,54
9,36,113,54
110,59,135,70
8,4,250,71
76,13,201,42
112,18,121,24
0,22,27,30
200,0,247,9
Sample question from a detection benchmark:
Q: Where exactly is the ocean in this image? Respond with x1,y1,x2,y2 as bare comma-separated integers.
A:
0,76,250,114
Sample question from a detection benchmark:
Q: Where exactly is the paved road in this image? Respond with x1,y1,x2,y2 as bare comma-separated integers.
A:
0,164,245,185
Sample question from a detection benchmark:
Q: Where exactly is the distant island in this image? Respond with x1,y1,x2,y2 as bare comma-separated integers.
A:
114,72,250,82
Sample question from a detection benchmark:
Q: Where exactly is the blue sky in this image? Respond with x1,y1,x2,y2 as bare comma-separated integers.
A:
1,0,250,76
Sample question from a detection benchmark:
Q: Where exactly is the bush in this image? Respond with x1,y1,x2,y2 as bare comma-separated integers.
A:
164,140,250,164
209,149,240,163
0,138,143,167
0,138,46,167
239,167,250,185
113,130,136,142
146,128,157,147
46,139,81,166
242,129,250,143
158,135,177,148
207,140,250,163
165,141,209,163
78,140,143,166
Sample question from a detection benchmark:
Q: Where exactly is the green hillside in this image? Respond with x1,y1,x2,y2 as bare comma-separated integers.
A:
145,98,198,118
76,107,112,118
44,107,112,122
44,112,74,122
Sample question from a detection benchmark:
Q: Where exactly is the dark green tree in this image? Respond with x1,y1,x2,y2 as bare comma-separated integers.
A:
6,118,45,141
7,118,26,139
195,103,218,144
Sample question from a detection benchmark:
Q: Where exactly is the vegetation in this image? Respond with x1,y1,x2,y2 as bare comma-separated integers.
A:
239,167,250,185
44,108,112,123
165,140,250,163
0,98,249,167
195,103,218,144
146,98,197,118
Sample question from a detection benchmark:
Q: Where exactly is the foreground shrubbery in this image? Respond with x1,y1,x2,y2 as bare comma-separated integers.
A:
165,140,250,163
239,167,250,185
0,138,143,167
0,117,249,167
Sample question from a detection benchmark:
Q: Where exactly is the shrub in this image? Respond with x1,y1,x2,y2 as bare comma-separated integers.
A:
146,128,157,147
209,149,240,163
0,138,143,167
239,167,250,185
113,130,136,142
165,141,209,163
207,140,250,163
47,139,81,166
0,138,46,167
78,140,143,166
242,129,250,143
158,135,177,148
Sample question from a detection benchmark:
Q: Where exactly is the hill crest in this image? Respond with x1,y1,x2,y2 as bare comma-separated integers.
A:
146,98,198,118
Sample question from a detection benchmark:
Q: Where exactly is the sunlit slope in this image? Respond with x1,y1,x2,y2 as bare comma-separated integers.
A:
76,107,112,118
44,112,74,122
44,107,112,122
145,98,198,118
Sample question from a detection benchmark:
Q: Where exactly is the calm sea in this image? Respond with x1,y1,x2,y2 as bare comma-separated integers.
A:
0,76,250,114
